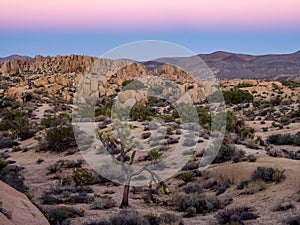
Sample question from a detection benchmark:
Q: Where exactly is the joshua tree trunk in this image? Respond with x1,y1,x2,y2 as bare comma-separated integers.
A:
119,151,136,208
120,184,130,208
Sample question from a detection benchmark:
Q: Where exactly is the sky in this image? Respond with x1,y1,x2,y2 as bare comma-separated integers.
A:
1,0,300,57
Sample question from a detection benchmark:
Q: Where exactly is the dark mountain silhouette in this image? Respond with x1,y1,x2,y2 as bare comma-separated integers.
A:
0,55,31,63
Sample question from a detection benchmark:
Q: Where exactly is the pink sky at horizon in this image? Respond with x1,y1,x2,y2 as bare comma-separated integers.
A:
1,0,300,31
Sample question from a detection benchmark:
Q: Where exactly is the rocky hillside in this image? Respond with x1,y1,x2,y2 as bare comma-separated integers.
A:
0,55,213,104
1,51,300,81
199,51,300,80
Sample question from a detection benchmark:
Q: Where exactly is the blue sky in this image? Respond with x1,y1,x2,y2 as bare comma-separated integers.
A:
1,31,300,57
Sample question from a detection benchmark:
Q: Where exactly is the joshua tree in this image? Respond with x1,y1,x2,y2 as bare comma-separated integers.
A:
99,125,137,208
99,120,169,208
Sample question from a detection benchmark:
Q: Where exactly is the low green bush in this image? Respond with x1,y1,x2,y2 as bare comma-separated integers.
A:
48,206,84,225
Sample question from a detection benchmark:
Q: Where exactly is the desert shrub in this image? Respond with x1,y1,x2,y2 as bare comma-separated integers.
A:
144,213,184,225
72,168,95,186
181,171,195,183
247,154,257,162
91,197,116,210
122,80,146,90
237,180,249,190
236,83,254,88
176,193,222,214
281,80,300,88
213,144,245,164
63,159,84,169
238,180,267,195
293,132,300,146
286,215,300,225
143,214,160,225
166,126,174,135
110,210,150,225
213,144,235,164
232,150,246,163
181,181,203,194
252,167,285,183
129,104,154,121
159,115,176,123
273,202,294,211
0,136,19,149
149,150,163,162
0,109,35,140
42,192,62,205
216,206,259,224
212,111,241,133
47,160,65,174
267,134,294,145
43,190,92,205
0,158,8,173
240,126,255,140
208,89,253,105
158,213,183,224
83,221,111,225
41,114,71,128
43,126,77,151
84,210,163,225
196,106,211,129
0,165,27,193
48,206,84,225
203,178,230,195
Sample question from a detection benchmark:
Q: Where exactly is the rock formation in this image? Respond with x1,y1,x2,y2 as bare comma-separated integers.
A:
0,181,49,225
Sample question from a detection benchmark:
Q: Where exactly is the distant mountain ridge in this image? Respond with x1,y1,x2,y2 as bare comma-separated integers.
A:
198,51,300,80
0,55,31,63
1,51,300,80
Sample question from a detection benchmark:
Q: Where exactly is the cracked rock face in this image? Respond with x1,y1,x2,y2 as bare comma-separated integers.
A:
0,181,49,225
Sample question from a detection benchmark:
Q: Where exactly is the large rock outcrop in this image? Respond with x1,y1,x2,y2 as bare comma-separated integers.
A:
0,181,49,225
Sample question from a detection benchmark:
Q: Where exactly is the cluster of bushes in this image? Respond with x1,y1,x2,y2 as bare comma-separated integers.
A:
213,111,242,133
236,166,285,196
122,80,146,91
84,210,183,225
72,168,96,186
129,104,154,121
237,180,267,195
236,82,254,88
0,162,27,193
47,206,84,225
208,89,253,105
0,109,35,140
285,215,300,225
267,148,300,161
280,80,300,88
43,186,93,205
40,126,77,152
252,166,286,183
213,144,246,164
175,192,231,217
181,181,203,194
41,113,71,128
216,206,259,224
0,135,19,149
91,196,116,210
267,132,300,146
203,178,230,195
